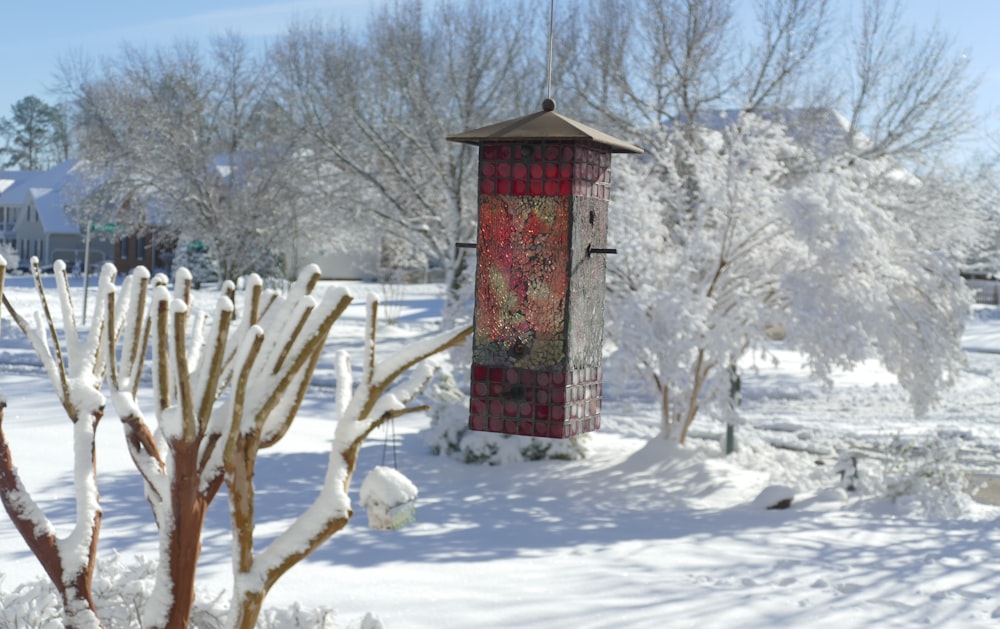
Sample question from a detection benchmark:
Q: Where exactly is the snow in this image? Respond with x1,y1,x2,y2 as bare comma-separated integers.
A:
1,278,1000,627
360,466,418,507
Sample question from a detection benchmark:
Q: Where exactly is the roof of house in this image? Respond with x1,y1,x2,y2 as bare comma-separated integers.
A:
0,160,85,234
687,108,863,158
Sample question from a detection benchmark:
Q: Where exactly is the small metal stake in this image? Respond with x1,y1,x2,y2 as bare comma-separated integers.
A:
726,365,741,455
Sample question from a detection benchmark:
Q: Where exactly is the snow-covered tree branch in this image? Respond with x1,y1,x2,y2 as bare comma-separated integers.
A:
606,113,970,444
225,291,471,629
99,262,470,628
0,257,116,628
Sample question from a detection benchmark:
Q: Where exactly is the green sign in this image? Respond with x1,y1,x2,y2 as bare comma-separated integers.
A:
90,222,118,233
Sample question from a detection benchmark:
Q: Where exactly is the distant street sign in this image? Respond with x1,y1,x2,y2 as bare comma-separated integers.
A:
90,223,118,233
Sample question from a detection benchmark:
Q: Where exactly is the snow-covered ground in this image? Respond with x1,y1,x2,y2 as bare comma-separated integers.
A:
1,275,999,627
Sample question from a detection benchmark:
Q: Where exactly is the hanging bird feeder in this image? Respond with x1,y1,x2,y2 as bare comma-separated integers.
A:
360,466,418,530
448,99,642,439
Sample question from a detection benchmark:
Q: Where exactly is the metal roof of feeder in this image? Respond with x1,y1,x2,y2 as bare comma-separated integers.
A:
447,99,643,154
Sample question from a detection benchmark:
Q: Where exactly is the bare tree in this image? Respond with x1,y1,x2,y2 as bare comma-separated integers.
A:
563,0,736,133
61,34,313,283
271,0,542,304
844,0,979,164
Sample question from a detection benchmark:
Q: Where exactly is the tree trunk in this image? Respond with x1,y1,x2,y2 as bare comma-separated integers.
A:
658,352,710,446
145,441,222,629
229,589,266,629
58,569,102,629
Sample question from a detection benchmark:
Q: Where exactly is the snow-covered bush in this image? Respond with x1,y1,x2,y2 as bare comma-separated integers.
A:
171,239,218,287
0,556,340,628
875,431,975,519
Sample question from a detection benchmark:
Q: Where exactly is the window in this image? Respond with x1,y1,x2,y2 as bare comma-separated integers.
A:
119,238,129,260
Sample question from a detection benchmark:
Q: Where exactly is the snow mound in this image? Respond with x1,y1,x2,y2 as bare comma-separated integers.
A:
752,485,795,509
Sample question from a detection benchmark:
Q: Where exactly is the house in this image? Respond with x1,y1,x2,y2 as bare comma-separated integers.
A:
0,160,114,271
0,156,399,283
0,160,181,275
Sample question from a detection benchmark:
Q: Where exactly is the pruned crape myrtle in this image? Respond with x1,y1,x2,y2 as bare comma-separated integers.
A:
0,257,116,629
104,264,470,629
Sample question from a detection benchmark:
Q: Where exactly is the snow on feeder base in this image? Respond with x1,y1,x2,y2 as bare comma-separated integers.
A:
360,466,418,530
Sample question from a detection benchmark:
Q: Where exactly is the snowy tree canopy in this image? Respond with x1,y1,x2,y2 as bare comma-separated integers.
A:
606,113,970,442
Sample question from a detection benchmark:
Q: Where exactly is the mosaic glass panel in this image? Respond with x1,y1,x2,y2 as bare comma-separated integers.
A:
472,194,570,370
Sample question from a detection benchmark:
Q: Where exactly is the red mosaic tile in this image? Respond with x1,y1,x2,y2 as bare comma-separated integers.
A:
472,365,489,381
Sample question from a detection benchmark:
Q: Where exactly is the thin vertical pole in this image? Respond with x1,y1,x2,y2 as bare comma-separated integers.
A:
546,0,555,99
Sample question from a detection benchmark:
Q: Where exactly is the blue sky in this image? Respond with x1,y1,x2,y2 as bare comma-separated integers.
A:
0,0,376,115
1,0,997,149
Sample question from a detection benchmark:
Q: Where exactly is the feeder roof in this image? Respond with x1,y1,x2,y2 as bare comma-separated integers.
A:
448,99,643,154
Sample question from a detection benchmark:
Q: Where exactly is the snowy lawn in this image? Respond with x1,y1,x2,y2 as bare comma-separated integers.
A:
1,276,999,627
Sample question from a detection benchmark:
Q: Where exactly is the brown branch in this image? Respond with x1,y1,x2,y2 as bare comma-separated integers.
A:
121,414,167,505
154,297,172,411
0,403,61,588
196,304,233,430
173,307,196,442
255,291,353,445
30,261,70,404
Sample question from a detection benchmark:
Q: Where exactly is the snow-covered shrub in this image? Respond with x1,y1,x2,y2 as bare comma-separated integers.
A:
869,431,975,519
0,556,340,628
0,575,63,628
257,603,338,628
171,239,218,287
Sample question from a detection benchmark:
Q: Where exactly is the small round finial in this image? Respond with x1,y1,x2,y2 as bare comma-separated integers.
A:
542,98,556,112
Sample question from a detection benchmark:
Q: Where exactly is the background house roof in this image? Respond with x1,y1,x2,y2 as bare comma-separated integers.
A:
0,160,85,234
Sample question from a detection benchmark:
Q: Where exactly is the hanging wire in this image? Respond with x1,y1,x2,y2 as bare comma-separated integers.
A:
546,0,555,100
380,417,399,469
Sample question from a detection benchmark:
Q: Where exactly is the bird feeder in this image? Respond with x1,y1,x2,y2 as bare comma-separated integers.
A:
448,99,642,439
360,466,418,530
